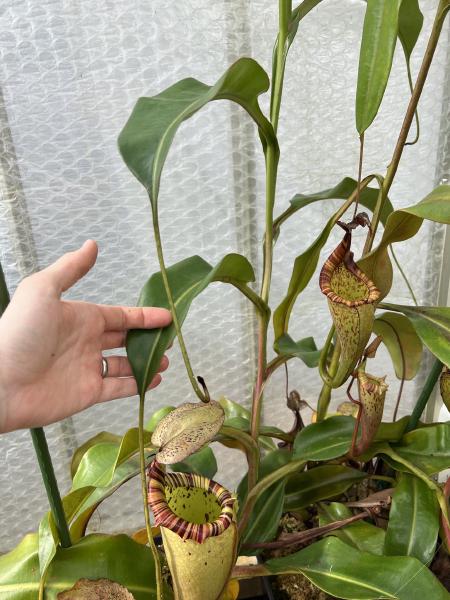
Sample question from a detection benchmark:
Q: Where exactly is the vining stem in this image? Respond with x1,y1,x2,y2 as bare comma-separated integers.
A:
152,204,206,402
139,395,163,600
250,1,289,443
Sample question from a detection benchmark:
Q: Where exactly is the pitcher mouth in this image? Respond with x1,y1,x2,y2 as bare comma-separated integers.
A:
320,231,380,308
147,460,235,543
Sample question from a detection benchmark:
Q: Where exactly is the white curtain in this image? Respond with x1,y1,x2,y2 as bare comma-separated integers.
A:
1,0,449,551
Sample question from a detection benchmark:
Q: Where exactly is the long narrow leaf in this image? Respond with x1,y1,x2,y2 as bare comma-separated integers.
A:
356,0,402,133
265,537,448,599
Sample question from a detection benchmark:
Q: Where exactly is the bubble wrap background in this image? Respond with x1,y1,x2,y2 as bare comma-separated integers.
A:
0,0,449,552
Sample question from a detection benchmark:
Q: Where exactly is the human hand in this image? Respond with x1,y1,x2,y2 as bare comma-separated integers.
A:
0,240,171,433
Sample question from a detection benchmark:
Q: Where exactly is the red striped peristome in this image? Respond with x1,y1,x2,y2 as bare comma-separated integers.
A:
319,231,380,307
147,460,235,543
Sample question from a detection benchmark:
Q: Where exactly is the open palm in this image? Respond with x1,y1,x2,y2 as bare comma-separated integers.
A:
0,241,171,432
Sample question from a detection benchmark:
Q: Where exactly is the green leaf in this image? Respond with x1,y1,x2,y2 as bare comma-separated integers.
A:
373,312,423,380
0,534,40,599
359,185,450,298
265,537,449,599
384,473,439,564
119,57,276,206
398,0,423,145
356,0,402,133
126,254,256,396
318,502,385,555
51,429,154,542
171,446,218,480
274,176,393,240
273,212,341,339
38,488,96,579
70,462,141,541
293,416,354,461
375,416,410,442
273,176,390,338
237,449,292,554
273,334,321,367
398,0,423,61
284,465,366,511
0,533,166,600
47,534,170,600
380,304,450,366
219,397,251,421
72,428,152,490
70,432,122,480
391,423,450,474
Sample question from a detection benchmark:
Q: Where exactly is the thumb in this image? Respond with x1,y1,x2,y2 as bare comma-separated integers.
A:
44,240,99,293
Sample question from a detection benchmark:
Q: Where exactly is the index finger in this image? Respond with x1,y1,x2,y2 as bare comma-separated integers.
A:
99,305,172,331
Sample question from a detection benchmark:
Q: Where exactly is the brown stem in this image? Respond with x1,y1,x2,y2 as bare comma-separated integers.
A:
251,319,267,443
243,511,370,550
353,133,365,218
363,0,450,254
231,564,269,580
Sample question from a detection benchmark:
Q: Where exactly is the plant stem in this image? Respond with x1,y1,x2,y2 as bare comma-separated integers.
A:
250,0,288,442
404,61,420,147
406,359,443,432
151,204,206,402
363,0,450,254
389,245,418,305
318,326,336,387
1,262,72,549
352,133,365,218
232,564,269,580
243,511,369,550
139,395,163,600
317,340,340,421
221,279,269,317
31,428,72,548
266,353,290,378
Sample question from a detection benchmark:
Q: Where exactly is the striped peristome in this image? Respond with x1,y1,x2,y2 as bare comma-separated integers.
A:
147,460,235,543
319,231,379,307
319,231,380,387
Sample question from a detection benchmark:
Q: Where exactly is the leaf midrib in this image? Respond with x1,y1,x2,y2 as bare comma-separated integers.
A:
282,567,397,598
142,277,207,394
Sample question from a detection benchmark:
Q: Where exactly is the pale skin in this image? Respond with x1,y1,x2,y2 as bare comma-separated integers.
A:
0,240,171,433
